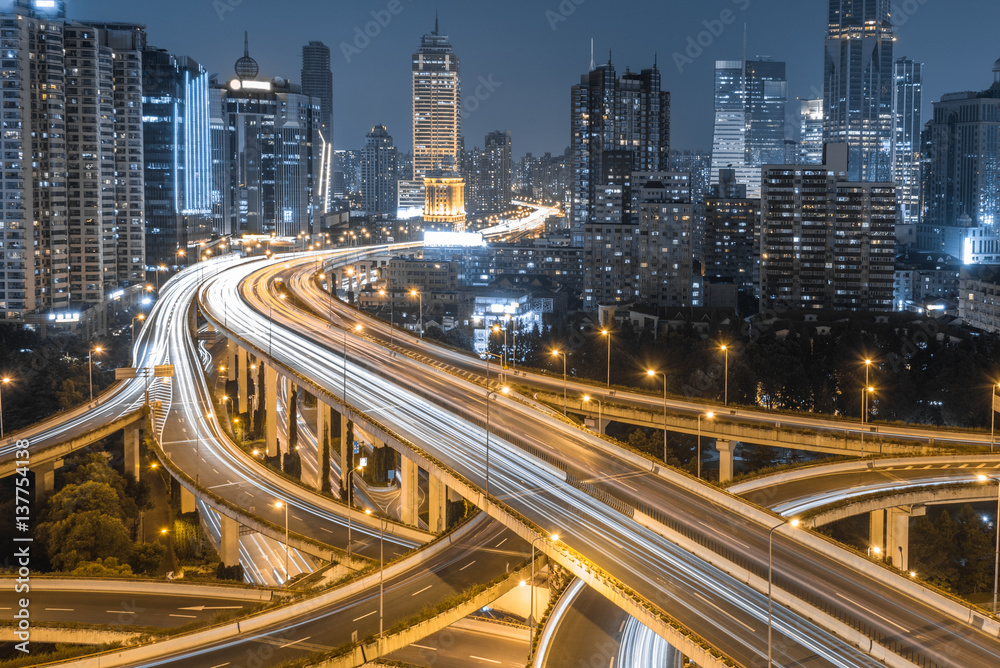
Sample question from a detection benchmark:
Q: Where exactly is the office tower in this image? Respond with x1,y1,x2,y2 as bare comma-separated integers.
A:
210,37,322,237
142,48,212,267
823,0,895,182
361,125,398,216
0,3,146,321
892,58,923,225
799,98,824,164
760,145,896,312
411,18,465,228
301,41,334,213
705,169,760,300
571,58,670,239
918,59,1000,260
710,58,788,197
583,172,692,309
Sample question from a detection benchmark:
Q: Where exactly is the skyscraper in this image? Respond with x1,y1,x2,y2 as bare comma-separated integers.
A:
570,58,670,239
892,58,923,225
823,0,895,182
704,169,760,303
411,17,465,228
799,98,825,165
361,125,398,216
918,59,1000,260
0,3,146,321
142,48,212,267
760,145,896,312
301,41,334,213
467,130,513,216
710,58,787,197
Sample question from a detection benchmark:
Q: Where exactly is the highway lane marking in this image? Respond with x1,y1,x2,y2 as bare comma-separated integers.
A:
978,464,987,468
495,538,508,548
292,514,303,521
353,610,377,621
834,592,909,633
44,608,73,611
412,585,433,596
208,664,230,668
169,614,197,619
279,636,311,649
618,619,626,633
212,468,219,474
459,560,476,571
959,464,970,468
107,610,133,614
690,591,754,633
469,656,501,664
412,643,437,651
321,527,334,533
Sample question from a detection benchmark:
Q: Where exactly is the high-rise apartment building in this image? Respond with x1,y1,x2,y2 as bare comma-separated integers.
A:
571,59,670,239
301,41,333,213
142,48,212,267
361,125,398,216
799,98,825,165
892,58,923,225
918,59,1000,260
480,130,512,216
710,59,787,198
0,2,146,321
823,0,895,182
704,169,760,301
210,38,322,237
760,145,896,312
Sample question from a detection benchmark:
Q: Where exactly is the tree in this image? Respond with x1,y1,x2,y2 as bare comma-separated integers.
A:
56,378,86,409
41,510,133,571
287,386,298,450
320,423,332,494
44,481,125,523
72,557,134,578
129,542,165,575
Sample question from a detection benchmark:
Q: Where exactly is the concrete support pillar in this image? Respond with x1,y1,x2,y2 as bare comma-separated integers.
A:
340,415,351,495
237,347,248,414
400,455,420,527
584,417,610,435
428,476,448,534
124,423,141,482
265,364,278,457
715,440,736,483
279,375,290,454
227,338,237,376
180,486,196,514
870,509,886,556
887,505,924,570
219,513,240,567
35,460,58,496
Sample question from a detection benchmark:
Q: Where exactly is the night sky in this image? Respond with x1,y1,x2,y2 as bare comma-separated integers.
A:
41,1,1000,155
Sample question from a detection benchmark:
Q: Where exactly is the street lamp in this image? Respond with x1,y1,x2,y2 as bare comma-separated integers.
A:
274,500,289,581
0,376,11,438
978,474,1000,614
88,347,104,401
131,314,145,349
582,395,602,431
862,358,873,425
697,412,714,480
409,289,423,339
768,518,800,668
529,533,560,635
600,329,612,387
343,322,363,555
492,324,508,376
720,344,730,406
365,508,385,640
647,369,668,464
484,353,509,498
551,350,567,414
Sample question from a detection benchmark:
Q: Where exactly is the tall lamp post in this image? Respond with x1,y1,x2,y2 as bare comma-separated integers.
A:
529,533,560,635
697,412,714,480
601,329,612,387
492,324,508,375
720,344,729,406
583,395,602,433
379,289,394,346
551,350,567,414
343,322,362,555
992,383,1000,451
768,518,800,667
409,289,423,339
484,352,508,497
365,509,385,640
274,500,290,582
647,369,668,463
88,347,104,401
131,314,145,349
978,475,1000,614
0,376,11,438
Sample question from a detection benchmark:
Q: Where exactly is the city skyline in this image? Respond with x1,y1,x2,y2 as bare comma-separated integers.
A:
64,0,1000,155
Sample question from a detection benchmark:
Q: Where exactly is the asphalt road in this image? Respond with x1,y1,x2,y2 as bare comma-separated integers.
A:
386,620,529,667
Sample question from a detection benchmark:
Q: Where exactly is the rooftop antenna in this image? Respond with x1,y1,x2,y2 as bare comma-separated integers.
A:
434,7,439,34
590,38,595,71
